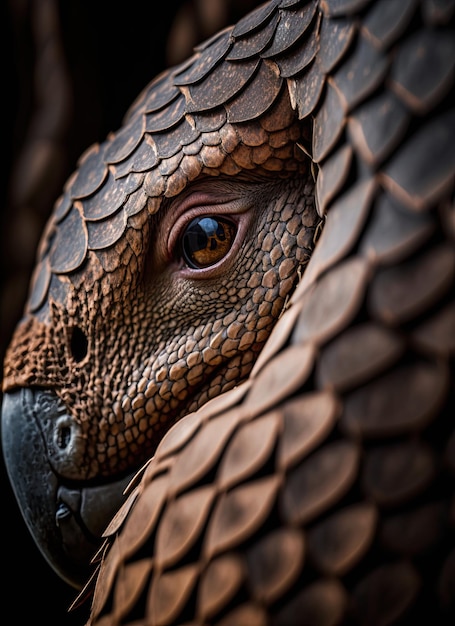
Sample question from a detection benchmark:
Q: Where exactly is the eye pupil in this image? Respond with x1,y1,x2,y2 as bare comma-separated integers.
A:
181,216,236,269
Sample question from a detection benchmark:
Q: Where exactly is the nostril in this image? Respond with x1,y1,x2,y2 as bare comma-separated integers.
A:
57,424,72,449
69,326,88,362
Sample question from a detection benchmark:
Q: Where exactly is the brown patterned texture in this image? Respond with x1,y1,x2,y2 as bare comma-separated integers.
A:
2,0,455,624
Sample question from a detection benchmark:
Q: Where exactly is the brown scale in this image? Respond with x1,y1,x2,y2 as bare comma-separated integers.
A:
2,0,455,624
244,527,306,604
351,561,421,625
298,177,376,290
306,502,378,576
280,440,360,526
315,322,405,392
271,579,348,626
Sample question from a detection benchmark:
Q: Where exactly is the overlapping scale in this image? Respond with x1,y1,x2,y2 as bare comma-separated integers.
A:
225,59,283,123
245,343,316,414
227,12,280,60
362,441,436,506
341,359,449,438
111,136,159,177
381,108,455,211
316,322,404,392
190,107,227,132
144,96,187,133
315,143,352,213
52,188,74,224
154,411,203,461
288,55,325,119
147,563,199,625
217,603,268,626
291,256,370,345
141,68,181,114
204,475,281,559
112,558,153,621
245,528,305,603
103,113,145,165
317,13,356,73
271,579,348,626
389,27,455,114
351,562,420,624
302,178,375,290
173,29,233,85
232,0,282,39
82,172,143,221
332,31,389,111
347,89,410,167
422,0,455,24
70,144,109,199
154,486,216,569
216,412,281,490
261,2,318,58
27,258,52,314
368,244,455,325
323,0,374,17
158,151,184,176
250,296,306,376
359,191,434,264
87,210,127,251
312,79,347,162
167,410,241,497
115,474,169,560
411,302,455,357
89,537,123,622
151,117,200,160
280,440,360,525
186,57,261,112
48,206,88,273
123,186,148,218
306,503,377,575
197,554,245,620
362,0,418,49
273,16,319,77
276,391,339,470
380,501,447,556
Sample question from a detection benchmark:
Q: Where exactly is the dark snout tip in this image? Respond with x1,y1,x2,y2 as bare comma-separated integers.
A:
1,389,93,588
1,388,137,590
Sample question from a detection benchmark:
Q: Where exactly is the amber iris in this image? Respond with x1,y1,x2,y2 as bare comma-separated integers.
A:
181,216,236,269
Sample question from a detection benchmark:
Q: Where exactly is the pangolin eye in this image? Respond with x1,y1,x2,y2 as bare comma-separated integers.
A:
181,216,237,269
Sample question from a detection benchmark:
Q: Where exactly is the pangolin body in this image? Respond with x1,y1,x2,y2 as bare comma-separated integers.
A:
2,0,455,624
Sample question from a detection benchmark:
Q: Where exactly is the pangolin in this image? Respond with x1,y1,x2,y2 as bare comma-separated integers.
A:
2,0,455,624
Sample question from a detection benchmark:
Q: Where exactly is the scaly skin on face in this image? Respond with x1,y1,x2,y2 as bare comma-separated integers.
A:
2,91,319,480
1,72,319,586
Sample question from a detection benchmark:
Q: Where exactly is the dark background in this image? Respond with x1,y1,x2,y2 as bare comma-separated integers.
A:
0,1,258,623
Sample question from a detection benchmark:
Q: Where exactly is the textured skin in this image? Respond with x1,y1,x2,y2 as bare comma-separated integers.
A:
2,40,317,477
2,0,455,624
